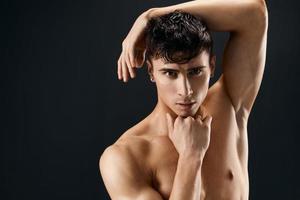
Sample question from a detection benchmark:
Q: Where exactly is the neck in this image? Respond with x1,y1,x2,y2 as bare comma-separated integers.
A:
147,101,170,137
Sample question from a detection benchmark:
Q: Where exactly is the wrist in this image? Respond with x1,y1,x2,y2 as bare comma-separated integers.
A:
179,151,204,166
144,6,173,20
143,8,158,20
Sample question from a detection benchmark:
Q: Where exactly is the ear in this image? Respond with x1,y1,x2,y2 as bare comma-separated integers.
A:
209,55,216,78
146,60,156,82
146,60,153,76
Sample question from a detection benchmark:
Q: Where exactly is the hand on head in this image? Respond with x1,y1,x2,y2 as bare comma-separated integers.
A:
117,13,149,82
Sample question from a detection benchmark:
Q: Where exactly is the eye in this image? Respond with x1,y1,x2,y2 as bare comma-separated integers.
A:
188,68,203,76
163,71,178,78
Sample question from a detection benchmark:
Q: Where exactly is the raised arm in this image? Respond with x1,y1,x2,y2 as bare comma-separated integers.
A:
119,0,268,117
147,0,268,116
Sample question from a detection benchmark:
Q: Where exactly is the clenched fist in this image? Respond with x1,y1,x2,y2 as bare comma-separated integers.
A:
166,113,212,160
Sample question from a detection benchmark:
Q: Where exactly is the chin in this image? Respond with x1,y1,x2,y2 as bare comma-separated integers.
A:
175,109,198,118
179,113,196,118
166,102,201,118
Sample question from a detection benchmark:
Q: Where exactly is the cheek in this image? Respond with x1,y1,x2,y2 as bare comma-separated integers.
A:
194,76,209,88
156,79,177,94
190,76,210,94
154,73,173,85
155,76,177,99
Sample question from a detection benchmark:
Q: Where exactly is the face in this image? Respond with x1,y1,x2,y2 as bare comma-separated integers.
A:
149,51,215,117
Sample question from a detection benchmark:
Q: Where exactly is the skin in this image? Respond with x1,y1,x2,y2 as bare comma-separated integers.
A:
148,51,215,119
100,0,268,199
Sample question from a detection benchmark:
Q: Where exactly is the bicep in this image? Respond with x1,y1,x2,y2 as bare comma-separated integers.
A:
99,146,163,200
221,19,268,115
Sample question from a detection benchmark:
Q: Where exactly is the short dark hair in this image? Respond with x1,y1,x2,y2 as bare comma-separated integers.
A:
145,10,213,64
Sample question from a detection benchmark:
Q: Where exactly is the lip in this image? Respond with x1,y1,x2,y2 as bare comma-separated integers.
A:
176,102,196,110
176,101,196,105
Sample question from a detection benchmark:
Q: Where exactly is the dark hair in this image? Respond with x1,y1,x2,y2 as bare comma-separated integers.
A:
145,10,213,64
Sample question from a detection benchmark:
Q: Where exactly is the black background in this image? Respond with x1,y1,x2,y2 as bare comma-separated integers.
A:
1,0,300,199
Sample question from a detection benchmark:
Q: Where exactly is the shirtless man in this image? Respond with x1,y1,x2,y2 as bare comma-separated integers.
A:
99,0,268,199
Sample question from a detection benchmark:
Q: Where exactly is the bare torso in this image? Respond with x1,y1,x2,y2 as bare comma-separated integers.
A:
113,79,249,200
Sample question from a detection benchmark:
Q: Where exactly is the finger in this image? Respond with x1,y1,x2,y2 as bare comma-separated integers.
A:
129,47,135,68
203,115,213,126
123,42,134,68
127,60,136,78
174,115,183,127
184,116,193,123
124,49,132,68
121,56,128,82
196,114,203,122
136,50,145,68
123,49,135,79
166,113,174,136
117,56,122,80
189,116,195,121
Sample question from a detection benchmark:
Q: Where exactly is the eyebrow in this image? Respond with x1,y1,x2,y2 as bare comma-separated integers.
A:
158,65,207,71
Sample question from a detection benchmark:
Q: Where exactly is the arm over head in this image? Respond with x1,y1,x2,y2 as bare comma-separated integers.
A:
149,0,269,117
118,0,268,116
221,1,268,117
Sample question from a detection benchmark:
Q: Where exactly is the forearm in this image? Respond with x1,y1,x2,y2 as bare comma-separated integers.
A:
145,0,267,32
169,153,203,200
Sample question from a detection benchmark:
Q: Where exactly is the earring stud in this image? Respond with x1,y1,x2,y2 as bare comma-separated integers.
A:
150,76,155,82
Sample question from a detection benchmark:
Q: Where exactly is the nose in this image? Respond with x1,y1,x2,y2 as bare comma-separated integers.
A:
177,76,193,97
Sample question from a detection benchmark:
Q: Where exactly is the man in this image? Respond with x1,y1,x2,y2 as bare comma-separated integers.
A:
100,0,268,199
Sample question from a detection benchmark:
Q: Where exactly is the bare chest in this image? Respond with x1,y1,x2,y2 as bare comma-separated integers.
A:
150,113,249,200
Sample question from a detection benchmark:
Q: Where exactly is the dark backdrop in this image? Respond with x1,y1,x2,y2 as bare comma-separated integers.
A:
1,0,300,199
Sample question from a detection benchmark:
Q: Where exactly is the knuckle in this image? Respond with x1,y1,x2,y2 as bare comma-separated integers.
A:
175,117,181,123
185,116,191,121
204,123,210,129
186,117,194,123
125,56,130,64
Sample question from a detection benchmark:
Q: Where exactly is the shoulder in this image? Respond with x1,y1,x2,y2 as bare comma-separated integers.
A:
99,144,133,168
99,135,153,181
100,136,152,172
99,138,154,199
99,144,135,181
